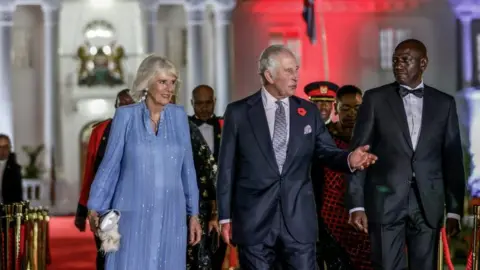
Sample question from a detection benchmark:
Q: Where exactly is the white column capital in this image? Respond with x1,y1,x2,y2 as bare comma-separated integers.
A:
140,0,159,11
0,6,14,27
41,0,61,11
211,0,235,25
143,7,159,26
185,0,207,25
459,16,473,24
41,4,60,26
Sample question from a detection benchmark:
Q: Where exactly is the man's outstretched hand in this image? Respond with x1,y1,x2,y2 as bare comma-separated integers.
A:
349,145,377,170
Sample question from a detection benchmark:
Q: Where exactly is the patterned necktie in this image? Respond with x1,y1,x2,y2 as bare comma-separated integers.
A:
272,100,288,172
398,87,424,98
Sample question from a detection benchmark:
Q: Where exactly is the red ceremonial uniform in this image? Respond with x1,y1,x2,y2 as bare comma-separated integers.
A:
78,119,112,207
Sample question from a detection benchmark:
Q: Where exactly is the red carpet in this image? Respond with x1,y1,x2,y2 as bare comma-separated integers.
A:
48,216,96,270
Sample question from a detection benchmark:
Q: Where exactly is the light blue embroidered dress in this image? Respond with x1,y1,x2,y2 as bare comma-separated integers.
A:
87,102,199,270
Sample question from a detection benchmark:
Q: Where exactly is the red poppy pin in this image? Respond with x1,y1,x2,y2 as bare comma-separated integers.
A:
297,108,306,116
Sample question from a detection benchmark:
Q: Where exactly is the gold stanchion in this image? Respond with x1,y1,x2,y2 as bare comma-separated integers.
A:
31,209,38,270
0,202,49,270
14,203,23,269
23,204,30,270
438,227,443,270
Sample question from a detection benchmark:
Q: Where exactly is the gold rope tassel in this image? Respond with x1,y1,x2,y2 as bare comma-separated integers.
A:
14,203,23,269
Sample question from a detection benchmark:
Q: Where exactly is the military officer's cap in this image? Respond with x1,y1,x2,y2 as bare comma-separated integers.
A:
304,81,339,102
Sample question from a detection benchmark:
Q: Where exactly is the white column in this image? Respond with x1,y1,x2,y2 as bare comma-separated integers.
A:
460,17,473,88
185,4,206,115
42,5,60,176
0,7,14,145
143,4,158,54
213,4,235,116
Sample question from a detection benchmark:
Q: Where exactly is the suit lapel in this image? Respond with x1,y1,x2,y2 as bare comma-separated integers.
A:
385,85,413,150
247,91,279,173
282,97,308,173
416,86,435,151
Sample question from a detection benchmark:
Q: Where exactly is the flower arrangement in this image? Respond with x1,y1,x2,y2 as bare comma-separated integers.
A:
22,144,44,179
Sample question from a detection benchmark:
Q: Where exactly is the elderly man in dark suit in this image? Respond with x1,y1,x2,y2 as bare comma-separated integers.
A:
216,45,377,269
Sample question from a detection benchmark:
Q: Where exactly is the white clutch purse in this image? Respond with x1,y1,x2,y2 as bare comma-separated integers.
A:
98,209,121,253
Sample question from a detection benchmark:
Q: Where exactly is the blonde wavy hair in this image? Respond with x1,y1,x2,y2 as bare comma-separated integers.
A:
131,55,180,101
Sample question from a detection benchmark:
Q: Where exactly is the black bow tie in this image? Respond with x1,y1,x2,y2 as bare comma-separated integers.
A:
398,87,424,98
191,117,217,126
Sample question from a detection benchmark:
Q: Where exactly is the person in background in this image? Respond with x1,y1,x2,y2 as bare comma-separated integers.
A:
87,55,202,270
188,84,229,269
189,85,224,160
304,81,339,124
319,85,372,269
74,89,133,270
170,95,220,269
0,134,23,204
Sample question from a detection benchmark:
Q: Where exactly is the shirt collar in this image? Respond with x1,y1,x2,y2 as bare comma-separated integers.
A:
261,87,289,109
400,81,424,90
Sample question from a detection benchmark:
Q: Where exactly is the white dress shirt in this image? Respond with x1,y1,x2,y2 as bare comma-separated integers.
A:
349,82,460,221
219,88,290,225
197,123,215,153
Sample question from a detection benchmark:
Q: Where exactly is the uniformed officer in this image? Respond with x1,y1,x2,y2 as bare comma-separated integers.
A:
304,81,339,123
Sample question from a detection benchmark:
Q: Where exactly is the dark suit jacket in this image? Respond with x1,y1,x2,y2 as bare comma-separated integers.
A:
217,91,350,245
2,153,23,204
346,82,465,228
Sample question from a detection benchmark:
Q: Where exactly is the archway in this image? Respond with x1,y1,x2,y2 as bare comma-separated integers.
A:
78,120,101,189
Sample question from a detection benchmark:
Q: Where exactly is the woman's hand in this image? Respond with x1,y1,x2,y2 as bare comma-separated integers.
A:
88,210,99,233
208,219,220,234
189,216,202,246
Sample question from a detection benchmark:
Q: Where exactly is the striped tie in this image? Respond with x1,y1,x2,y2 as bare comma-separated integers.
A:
272,100,288,172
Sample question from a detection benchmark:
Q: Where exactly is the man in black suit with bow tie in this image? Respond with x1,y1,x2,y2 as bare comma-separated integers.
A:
188,84,226,269
347,39,465,269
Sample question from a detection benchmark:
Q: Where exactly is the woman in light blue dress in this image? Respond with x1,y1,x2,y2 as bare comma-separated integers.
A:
87,55,202,269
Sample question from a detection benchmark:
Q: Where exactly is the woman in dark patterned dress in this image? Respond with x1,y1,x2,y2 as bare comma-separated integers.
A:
170,96,219,269
320,85,373,270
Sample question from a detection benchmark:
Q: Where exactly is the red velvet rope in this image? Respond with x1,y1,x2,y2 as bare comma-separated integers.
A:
467,249,473,270
441,227,455,270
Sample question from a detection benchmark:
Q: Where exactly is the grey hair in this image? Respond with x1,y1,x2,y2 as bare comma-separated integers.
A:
131,54,180,101
258,44,295,85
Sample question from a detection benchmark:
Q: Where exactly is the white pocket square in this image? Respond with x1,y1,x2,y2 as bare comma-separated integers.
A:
304,125,312,134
